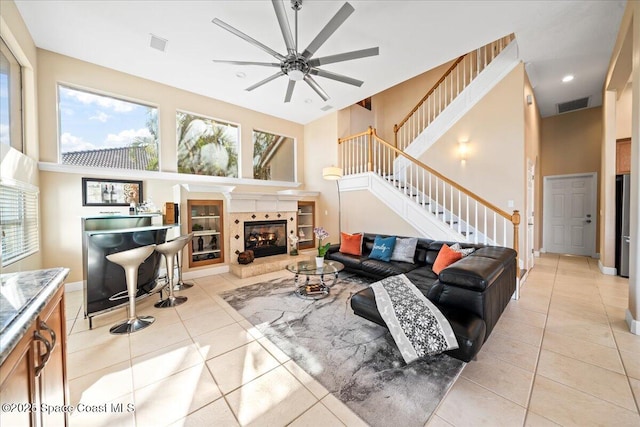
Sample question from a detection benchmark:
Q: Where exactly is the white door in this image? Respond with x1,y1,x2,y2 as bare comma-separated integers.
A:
526,159,535,270
543,174,596,256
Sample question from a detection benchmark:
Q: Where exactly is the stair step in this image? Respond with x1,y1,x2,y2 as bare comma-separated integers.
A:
460,231,474,236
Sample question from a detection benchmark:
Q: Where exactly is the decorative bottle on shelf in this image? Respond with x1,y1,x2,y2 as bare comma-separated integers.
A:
102,185,110,203
109,184,116,203
197,236,204,252
210,235,217,250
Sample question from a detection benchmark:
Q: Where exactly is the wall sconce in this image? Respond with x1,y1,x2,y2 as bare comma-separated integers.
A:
458,139,469,163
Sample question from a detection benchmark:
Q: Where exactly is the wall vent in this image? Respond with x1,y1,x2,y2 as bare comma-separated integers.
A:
320,105,333,111
556,97,590,114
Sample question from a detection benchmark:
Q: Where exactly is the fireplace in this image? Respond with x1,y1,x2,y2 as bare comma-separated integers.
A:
244,220,287,258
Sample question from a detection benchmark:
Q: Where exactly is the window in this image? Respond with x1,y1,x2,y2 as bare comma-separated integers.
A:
252,130,295,181
1,179,39,267
177,111,239,178
58,85,159,171
0,37,23,152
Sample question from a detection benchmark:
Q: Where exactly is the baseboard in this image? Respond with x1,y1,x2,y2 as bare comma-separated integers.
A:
598,260,617,276
65,280,83,293
183,264,229,279
625,310,640,335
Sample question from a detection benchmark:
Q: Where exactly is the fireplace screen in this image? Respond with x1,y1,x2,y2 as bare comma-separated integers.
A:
244,220,287,258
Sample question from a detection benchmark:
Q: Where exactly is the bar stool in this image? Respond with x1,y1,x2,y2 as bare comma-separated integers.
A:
173,232,194,291
154,236,189,308
106,244,156,334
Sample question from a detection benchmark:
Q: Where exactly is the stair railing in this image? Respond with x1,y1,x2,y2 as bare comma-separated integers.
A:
393,34,515,151
339,127,520,261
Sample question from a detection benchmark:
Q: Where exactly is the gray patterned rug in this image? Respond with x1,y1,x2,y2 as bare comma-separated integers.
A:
221,274,465,427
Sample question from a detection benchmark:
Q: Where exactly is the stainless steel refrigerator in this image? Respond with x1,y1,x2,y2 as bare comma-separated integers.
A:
616,174,631,277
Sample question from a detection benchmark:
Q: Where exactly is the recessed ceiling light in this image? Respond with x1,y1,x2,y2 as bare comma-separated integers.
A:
236,71,246,79
562,75,574,83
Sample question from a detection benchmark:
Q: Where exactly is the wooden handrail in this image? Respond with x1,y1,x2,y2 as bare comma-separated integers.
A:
339,128,514,222
394,55,465,133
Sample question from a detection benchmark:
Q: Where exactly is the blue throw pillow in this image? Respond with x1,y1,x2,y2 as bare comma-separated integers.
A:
368,235,397,262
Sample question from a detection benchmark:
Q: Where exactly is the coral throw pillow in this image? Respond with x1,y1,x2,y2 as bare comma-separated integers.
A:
339,232,363,256
432,244,463,274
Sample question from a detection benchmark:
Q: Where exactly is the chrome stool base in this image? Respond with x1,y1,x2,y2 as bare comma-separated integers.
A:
110,315,155,335
172,280,194,291
154,295,187,308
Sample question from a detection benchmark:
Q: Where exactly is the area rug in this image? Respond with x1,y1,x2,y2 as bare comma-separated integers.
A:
220,274,465,427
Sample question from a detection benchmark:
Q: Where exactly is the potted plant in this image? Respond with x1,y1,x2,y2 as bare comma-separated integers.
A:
313,227,330,268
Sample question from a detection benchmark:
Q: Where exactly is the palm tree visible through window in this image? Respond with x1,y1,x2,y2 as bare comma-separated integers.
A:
176,111,238,177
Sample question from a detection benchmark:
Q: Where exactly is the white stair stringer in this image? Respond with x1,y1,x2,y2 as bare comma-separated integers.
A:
382,176,493,245
340,172,472,242
397,40,520,170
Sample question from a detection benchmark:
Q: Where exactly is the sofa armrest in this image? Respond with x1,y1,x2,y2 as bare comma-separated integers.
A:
326,243,341,254
438,256,505,291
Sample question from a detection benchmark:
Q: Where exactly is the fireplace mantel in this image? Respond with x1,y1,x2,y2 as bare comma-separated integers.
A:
227,190,319,213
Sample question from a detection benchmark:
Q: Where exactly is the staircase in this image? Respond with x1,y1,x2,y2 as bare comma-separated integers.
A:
338,128,520,252
394,34,518,160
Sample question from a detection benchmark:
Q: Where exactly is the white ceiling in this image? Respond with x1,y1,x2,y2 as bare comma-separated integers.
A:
14,0,626,124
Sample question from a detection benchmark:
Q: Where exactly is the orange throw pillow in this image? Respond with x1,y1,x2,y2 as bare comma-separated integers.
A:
432,244,463,274
339,232,363,256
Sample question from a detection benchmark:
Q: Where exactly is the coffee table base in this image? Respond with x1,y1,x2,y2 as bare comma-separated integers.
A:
294,283,330,300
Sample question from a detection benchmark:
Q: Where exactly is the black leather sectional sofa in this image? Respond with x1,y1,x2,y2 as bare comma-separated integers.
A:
326,233,517,362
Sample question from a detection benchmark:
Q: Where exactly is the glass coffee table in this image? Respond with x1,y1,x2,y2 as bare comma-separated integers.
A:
286,260,345,299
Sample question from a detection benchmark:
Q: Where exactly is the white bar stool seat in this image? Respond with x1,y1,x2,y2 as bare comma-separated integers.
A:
154,236,189,308
106,244,156,334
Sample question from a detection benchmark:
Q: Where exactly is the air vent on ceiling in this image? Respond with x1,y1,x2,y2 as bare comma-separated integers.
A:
557,97,590,114
149,34,168,52
320,105,333,111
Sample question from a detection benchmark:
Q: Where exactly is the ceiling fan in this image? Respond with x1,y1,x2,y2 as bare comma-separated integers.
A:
212,0,379,103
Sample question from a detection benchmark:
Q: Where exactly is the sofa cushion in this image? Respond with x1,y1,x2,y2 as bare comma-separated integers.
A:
391,237,418,263
439,256,505,291
339,232,363,256
361,258,418,278
368,235,397,262
327,251,365,271
433,244,463,274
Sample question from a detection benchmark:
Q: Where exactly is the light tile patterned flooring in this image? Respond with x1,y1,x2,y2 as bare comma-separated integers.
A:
64,254,640,426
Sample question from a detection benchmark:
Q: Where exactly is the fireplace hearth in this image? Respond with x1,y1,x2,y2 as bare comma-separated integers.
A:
244,220,287,258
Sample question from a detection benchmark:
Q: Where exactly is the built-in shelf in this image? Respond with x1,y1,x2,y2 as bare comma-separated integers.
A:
188,199,224,267
297,201,315,250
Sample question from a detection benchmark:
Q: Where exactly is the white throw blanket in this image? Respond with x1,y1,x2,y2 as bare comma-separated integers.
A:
370,274,459,364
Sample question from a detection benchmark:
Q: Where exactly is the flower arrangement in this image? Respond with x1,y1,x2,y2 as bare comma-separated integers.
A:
313,226,330,257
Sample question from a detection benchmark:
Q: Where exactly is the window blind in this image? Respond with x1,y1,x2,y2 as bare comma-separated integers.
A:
1,179,39,267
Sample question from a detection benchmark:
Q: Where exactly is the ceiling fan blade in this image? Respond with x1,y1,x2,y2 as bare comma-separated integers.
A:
284,80,296,103
308,47,379,67
212,60,281,67
309,68,363,87
304,75,329,101
212,18,285,61
272,0,296,54
302,2,355,59
246,71,285,91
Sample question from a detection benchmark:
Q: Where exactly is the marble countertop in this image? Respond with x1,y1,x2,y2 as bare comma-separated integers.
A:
0,267,70,366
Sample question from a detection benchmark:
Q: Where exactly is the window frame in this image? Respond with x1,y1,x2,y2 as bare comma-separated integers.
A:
176,109,241,179
252,127,297,182
56,82,161,171
0,36,24,153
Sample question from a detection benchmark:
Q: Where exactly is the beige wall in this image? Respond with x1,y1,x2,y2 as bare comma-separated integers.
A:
303,112,341,245
524,73,542,254
35,49,310,281
419,64,526,214
0,0,42,273
617,83,633,139
540,107,602,253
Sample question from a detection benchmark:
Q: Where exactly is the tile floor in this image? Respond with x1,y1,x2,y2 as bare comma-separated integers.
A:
64,254,640,426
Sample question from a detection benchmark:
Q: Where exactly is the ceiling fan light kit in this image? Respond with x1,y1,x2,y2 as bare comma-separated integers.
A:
212,0,379,103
